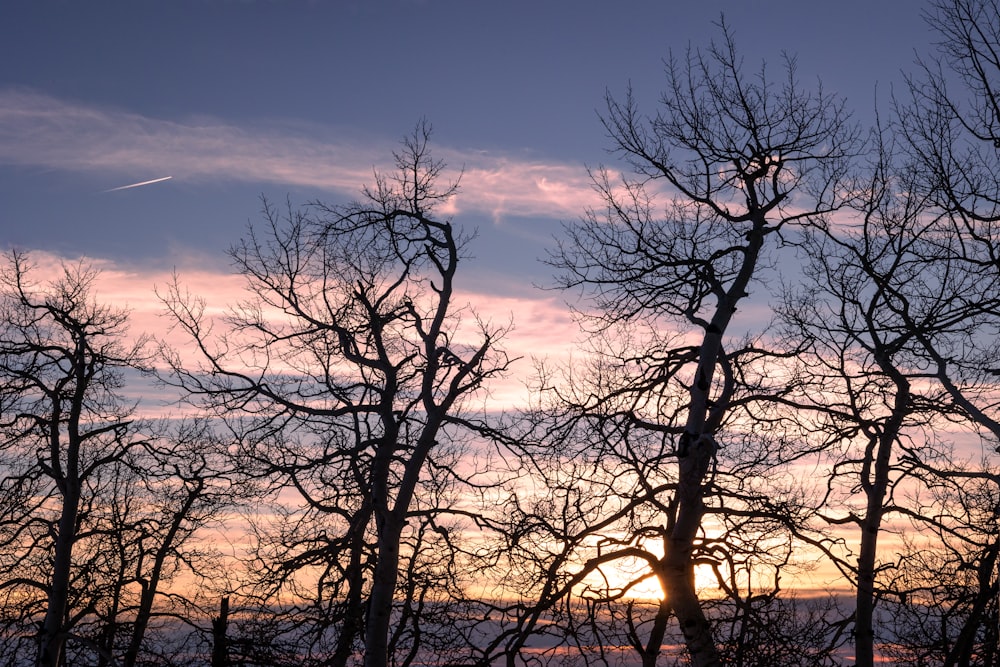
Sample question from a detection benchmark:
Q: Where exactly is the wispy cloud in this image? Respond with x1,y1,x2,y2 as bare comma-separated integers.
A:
0,88,602,222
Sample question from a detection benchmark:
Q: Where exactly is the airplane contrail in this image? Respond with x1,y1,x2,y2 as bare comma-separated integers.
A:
103,175,173,192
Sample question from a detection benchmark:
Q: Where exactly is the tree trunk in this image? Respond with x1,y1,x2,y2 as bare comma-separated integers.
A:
945,540,1000,667
364,516,404,667
37,484,80,667
662,436,720,667
331,504,372,667
363,410,442,667
854,371,909,667
854,487,883,667
123,481,203,667
661,216,766,667
637,594,672,667
211,597,230,667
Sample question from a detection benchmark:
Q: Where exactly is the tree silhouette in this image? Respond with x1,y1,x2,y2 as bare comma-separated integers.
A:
540,21,859,667
0,252,151,666
160,123,513,667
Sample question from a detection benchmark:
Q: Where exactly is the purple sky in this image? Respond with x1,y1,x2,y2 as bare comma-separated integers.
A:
0,0,948,597
0,0,933,381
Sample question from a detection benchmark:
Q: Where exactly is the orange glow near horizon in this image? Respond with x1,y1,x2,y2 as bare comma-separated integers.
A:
9,249,983,605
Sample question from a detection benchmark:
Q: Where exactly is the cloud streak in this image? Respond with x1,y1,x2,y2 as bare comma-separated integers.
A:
0,88,603,222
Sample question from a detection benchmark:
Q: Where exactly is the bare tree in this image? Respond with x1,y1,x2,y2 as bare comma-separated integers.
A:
876,450,1000,667
795,3,1000,660
0,251,152,667
116,419,237,667
897,0,1000,442
889,5,1000,659
777,102,1000,663
542,21,859,667
0,253,239,667
160,123,513,667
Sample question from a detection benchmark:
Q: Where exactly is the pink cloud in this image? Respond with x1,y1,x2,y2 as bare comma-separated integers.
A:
0,89,602,224
8,251,579,411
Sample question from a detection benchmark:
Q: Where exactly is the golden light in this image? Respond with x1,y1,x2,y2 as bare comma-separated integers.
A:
585,549,722,603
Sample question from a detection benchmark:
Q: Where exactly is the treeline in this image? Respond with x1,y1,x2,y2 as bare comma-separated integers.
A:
4,2,1000,666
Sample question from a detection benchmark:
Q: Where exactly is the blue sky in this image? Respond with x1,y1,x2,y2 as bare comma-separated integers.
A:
0,1,932,347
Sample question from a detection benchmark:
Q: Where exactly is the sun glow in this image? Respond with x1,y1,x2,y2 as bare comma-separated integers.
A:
586,545,723,603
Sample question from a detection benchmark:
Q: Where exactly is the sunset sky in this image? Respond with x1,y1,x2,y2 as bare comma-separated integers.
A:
1,1,933,390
